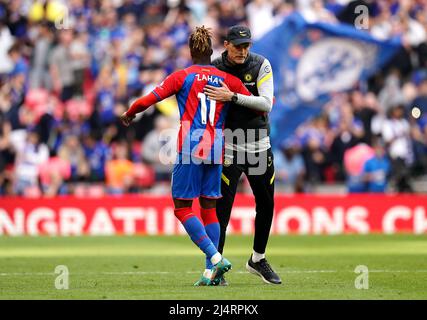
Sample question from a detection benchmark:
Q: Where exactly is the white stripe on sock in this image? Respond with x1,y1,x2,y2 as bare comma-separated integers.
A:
210,252,222,265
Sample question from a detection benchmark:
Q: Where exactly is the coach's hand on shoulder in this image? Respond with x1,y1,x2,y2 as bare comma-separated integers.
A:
120,112,135,127
204,80,233,102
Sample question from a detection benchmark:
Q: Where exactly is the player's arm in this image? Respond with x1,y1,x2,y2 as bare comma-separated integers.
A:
120,71,184,126
120,92,159,126
203,59,274,112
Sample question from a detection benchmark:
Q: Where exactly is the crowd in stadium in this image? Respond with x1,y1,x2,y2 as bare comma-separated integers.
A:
0,0,426,197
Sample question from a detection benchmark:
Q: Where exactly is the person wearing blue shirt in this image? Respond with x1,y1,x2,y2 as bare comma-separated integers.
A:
83,133,110,182
274,139,306,193
362,139,391,193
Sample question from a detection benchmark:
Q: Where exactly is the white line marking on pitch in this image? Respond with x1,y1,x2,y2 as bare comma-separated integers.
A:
1,270,426,276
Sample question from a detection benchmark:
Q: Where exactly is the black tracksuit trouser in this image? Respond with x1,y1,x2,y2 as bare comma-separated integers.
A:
216,148,275,254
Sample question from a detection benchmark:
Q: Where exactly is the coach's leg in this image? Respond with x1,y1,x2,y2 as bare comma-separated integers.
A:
246,149,275,255
216,163,242,254
245,149,281,284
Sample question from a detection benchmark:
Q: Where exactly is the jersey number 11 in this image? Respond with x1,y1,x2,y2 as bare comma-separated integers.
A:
198,92,216,126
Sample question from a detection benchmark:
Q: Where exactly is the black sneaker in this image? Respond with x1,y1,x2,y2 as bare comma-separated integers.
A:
246,255,282,284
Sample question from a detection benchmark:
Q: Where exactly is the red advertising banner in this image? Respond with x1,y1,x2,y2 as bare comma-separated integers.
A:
0,194,426,236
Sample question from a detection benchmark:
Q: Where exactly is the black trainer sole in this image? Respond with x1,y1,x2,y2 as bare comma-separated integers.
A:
246,262,282,285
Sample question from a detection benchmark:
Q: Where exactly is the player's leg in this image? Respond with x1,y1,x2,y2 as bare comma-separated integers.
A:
194,163,233,286
173,198,219,262
199,196,220,272
195,164,231,285
195,196,223,286
173,197,228,287
172,157,223,281
199,162,223,269
245,148,281,284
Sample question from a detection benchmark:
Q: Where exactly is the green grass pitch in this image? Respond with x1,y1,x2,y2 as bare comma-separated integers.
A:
0,235,426,299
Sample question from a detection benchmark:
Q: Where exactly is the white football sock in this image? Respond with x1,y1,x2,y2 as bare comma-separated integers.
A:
210,252,222,265
252,251,265,263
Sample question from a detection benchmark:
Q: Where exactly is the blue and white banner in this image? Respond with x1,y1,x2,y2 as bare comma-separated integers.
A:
252,12,401,148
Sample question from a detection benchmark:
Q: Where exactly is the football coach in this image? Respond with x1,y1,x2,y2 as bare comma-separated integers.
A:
204,25,281,285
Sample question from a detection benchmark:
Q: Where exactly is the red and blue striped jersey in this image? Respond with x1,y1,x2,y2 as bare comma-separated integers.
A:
126,64,251,163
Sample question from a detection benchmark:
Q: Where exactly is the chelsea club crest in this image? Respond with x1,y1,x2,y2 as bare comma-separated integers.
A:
223,155,233,167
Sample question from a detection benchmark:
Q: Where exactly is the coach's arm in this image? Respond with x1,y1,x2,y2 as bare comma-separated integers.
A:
204,59,274,113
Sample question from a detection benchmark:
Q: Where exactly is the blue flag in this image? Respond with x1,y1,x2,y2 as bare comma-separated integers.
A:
252,12,401,148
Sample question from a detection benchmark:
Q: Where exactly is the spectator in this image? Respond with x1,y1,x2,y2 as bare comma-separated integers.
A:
39,151,72,196
0,20,14,75
411,115,427,174
94,65,117,125
300,131,328,183
105,140,134,194
8,42,29,85
382,104,413,192
411,70,427,121
329,103,364,180
70,30,90,97
82,133,110,182
378,70,407,112
0,115,13,194
344,143,375,193
7,0,28,38
11,129,49,195
58,134,90,182
300,0,337,23
49,29,76,102
246,0,276,40
351,91,379,145
409,73,427,174
29,21,55,90
362,138,391,193
141,115,177,182
274,139,306,192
